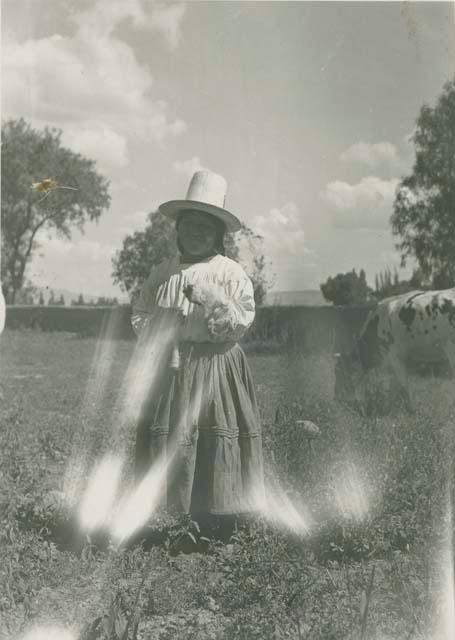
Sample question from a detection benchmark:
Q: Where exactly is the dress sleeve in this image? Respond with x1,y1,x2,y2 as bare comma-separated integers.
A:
197,270,256,342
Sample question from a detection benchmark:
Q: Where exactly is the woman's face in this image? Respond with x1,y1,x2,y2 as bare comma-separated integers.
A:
177,210,219,257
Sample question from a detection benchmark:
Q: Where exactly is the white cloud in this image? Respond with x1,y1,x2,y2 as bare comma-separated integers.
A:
173,156,212,179
63,126,128,170
244,202,309,289
321,176,399,229
251,202,305,257
2,0,187,172
341,142,398,168
72,1,187,50
340,139,414,175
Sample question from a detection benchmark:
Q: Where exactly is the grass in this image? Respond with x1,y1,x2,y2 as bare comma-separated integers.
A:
1,329,455,639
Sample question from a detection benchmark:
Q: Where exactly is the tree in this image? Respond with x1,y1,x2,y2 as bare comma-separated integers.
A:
48,290,56,305
57,294,65,306
224,223,274,305
1,119,111,303
320,269,373,306
16,281,36,305
373,267,425,300
391,77,455,288
112,212,175,297
95,296,119,306
72,293,86,306
38,291,45,306
112,212,273,305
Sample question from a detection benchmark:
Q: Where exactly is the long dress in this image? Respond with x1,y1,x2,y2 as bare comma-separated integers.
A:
131,253,264,516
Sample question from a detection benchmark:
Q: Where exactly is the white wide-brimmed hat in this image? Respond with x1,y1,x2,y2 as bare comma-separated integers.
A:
159,170,241,233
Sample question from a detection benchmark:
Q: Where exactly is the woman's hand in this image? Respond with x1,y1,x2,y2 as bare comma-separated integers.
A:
183,283,202,306
207,305,237,339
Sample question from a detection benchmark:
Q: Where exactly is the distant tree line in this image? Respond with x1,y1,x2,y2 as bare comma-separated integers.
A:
71,294,119,306
319,266,428,306
12,287,118,306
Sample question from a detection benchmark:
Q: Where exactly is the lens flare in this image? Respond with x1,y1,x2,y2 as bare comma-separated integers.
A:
116,317,179,425
63,310,122,506
20,625,76,640
333,461,370,521
432,486,455,640
246,479,311,535
78,453,123,532
110,449,176,545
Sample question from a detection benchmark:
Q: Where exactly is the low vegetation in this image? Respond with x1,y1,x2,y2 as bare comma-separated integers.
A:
1,330,454,639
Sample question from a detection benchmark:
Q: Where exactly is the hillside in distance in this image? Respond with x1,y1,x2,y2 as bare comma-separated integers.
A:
264,289,329,306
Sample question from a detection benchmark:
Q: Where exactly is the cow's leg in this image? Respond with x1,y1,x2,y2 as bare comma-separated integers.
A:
388,352,412,411
445,341,455,377
334,352,367,414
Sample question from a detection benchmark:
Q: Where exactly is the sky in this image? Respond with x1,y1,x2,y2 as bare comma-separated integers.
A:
2,0,455,300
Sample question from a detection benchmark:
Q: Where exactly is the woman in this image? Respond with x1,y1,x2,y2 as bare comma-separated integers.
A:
131,171,264,531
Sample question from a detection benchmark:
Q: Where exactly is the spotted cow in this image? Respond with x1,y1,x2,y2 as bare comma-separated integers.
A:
336,289,455,410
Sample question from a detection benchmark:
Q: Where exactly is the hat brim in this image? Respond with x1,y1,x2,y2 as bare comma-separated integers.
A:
159,200,241,233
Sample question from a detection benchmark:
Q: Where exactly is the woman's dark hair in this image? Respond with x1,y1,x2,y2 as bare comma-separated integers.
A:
176,210,226,256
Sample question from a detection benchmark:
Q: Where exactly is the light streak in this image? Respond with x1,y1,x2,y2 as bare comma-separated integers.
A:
78,453,124,532
75,312,183,540
246,479,312,535
432,484,455,640
19,625,76,640
63,309,122,506
112,312,180,432
110,448,176,545
333,461,370,522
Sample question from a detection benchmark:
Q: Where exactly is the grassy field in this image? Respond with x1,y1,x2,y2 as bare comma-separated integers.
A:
1,329,455,639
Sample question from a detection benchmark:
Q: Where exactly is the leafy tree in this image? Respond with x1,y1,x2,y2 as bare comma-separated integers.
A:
57,294,65,306
373,267,425,300
391,77,455,288
112,212,273,305
1,118,111,303
48,290,56,305
112,212,175,298
15,281,36,305
320,269,373,306
224,223,274,305
38,291,45,306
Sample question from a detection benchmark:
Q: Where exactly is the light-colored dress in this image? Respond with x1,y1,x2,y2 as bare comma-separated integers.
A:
131,254,264,516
